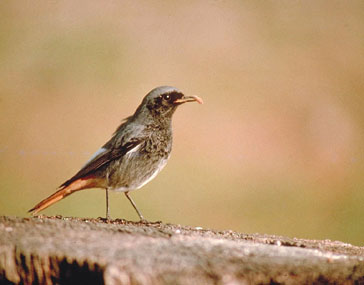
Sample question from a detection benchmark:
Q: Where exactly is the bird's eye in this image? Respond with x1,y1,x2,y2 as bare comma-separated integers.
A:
163,94,170,101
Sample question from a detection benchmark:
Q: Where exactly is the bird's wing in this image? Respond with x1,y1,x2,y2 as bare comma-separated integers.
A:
59,134,146,189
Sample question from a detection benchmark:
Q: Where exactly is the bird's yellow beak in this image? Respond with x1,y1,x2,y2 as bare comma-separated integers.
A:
173,95,203,105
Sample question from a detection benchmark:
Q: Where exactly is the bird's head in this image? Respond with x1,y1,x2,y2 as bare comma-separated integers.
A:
135,86,203,121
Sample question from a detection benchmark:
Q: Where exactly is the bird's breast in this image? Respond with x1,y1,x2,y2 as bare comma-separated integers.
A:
106,133,172,192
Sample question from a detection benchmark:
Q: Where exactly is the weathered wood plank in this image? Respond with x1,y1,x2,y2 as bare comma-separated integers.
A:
0,216,363,284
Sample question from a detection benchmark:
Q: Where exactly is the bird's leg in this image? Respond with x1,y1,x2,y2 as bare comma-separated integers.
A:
124,192,146,222
106,188,110,220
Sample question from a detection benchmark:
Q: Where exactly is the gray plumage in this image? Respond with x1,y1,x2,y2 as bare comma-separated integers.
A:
29,86,203,220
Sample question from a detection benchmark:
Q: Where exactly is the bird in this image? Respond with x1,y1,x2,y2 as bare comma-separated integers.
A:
29,86,203,221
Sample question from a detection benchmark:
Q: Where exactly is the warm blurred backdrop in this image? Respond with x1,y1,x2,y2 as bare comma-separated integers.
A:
1,1,363,245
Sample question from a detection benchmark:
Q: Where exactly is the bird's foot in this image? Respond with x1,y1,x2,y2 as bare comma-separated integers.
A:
137,218,163,225
138,218,149,224
97,216,112,223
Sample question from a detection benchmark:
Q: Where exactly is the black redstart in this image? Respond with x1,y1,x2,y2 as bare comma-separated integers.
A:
29,86,203,220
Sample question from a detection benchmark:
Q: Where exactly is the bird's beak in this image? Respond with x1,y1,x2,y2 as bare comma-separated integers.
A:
173,95,203,105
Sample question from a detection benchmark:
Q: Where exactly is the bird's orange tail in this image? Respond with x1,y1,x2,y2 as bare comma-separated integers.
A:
28,176,105,215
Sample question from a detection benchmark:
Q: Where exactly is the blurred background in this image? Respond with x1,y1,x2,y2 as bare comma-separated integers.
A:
1,1,363,245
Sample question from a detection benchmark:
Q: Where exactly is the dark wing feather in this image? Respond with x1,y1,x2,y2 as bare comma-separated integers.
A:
59,139,143,188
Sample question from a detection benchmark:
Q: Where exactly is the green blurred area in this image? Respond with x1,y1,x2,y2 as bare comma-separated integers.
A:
1,1,364,245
